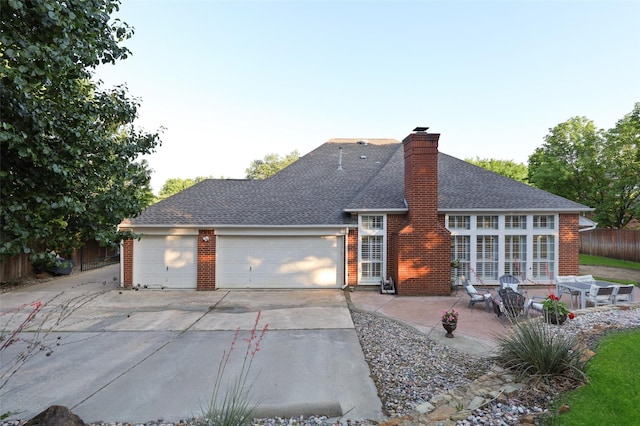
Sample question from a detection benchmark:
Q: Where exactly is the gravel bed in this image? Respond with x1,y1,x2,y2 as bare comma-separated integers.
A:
351,310,493,418
4,307,640,426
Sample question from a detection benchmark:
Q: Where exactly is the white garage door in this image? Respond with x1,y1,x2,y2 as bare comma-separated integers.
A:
133,235,197,289
217,236,342,289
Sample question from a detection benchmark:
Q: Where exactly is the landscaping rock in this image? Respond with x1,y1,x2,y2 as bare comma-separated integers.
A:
25,405,87,426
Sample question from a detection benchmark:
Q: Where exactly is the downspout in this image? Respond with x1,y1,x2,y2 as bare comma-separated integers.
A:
342,227,349,289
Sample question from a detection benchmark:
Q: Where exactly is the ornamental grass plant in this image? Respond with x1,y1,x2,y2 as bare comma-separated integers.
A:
493,318,588,383
200,311,269,426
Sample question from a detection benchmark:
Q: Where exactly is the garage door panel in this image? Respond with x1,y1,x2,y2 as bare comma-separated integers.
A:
133,236,197,289
217,236,342,289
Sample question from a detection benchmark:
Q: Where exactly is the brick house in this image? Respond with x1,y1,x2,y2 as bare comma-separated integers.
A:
119,128,592,295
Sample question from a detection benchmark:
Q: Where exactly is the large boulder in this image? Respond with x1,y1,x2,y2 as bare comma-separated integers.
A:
25,405,87,426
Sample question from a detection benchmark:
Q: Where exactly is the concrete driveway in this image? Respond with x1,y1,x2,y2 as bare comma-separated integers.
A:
0,265,383,423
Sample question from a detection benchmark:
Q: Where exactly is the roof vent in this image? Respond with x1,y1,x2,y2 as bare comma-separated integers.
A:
357,140,368,145
360,155,367,159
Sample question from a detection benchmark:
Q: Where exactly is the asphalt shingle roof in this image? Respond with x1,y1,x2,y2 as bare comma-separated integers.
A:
123,138,589,227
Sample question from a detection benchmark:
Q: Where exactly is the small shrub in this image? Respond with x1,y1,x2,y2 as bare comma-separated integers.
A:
493,319,588,383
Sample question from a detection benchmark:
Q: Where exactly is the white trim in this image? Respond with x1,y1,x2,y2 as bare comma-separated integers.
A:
123,227,199,236
342,228,350,289
441,208,593,213
215,227,347,236
344,208,408,213
120,223,350,229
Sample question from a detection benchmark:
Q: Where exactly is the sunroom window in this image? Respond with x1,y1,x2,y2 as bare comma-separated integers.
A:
533,235,555,280
504,235,527,277
477,216,498,229
505,215,527,230
446,213,559,283
533,215,555,229
476,235,498,280
448,215,470,230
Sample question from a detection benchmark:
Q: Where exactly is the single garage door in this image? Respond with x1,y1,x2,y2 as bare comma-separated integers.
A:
133,235,197,289
217,235,343,289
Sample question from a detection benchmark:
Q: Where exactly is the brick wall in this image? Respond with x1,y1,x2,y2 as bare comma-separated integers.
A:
395,131,451,295
346,228,358,286
386,214,405,287
122,238,133,288
559,214,580,276
197,230,216,290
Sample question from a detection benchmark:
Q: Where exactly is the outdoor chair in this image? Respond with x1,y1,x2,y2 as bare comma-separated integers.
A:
524,295,546,318
461,276,492,312
497,287,526,325
612,284,634,304
586,284,614,307
499,274,520,292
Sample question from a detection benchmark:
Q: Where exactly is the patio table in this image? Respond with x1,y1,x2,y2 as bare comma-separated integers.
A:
555,280,616,309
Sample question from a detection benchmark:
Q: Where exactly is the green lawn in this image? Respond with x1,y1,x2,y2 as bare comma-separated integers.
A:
580,254,640,270
543,329,640,425
579,254,639,284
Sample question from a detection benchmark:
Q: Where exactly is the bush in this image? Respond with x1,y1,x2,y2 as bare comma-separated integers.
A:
493,319,588,383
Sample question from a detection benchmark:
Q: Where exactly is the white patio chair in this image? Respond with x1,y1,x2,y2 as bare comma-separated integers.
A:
524,296,546,318
461,276,492,312
612,285,634,304
575,275,595,285
585,284,614,307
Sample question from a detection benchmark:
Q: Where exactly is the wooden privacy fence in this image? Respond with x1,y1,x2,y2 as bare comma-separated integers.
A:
580,229,640,262
0,252,32,284
0,240,119,283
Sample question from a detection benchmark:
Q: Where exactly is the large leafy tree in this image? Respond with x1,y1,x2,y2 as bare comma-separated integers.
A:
465,157,529,184
600,103,640,228
157,176,213,201
245,150,300,179
528,104,639,228
0,0,162,259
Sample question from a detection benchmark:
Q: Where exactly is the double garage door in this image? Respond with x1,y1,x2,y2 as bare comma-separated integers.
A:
217,235,343,289
133,234,343,289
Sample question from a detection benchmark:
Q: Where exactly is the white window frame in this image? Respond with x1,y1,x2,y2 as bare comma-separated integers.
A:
358,214,386,285
446,213,559,283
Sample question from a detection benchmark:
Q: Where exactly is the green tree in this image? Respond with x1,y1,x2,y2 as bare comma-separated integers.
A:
157,176,212,200
600,103,640,228
465,158,529,184
245,150,300,179
0,0,162,259
528,105,640,228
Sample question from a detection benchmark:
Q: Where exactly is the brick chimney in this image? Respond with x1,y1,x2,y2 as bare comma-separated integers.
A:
393,128,451,295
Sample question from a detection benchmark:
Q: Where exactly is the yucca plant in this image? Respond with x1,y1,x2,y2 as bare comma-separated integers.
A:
493,318,588,383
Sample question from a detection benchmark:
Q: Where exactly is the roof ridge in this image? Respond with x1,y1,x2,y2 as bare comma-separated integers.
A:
326,138,400,145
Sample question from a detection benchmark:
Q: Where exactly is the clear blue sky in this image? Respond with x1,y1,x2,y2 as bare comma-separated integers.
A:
94,0,640,193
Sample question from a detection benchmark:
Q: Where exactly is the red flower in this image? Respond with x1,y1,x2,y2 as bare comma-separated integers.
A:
548,294,560,301
568,312,575,320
